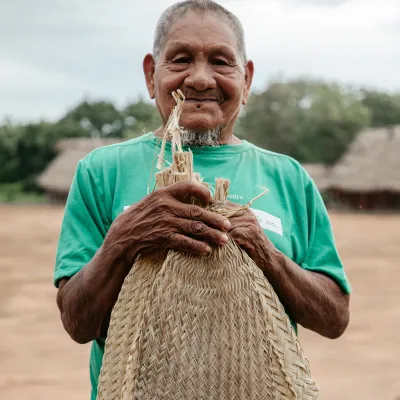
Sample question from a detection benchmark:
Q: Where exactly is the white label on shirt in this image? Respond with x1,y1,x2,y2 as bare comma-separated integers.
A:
250,208,283,236
124,206,130,211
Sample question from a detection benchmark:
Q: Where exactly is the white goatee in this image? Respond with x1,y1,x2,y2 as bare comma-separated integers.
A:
180,126,223,147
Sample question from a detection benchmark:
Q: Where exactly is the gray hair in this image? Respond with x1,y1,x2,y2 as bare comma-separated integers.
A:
180,126,223,147
153,0,247,65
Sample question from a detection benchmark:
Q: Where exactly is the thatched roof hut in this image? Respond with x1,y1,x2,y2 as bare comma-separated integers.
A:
327,125,400,209
329,126,400,192
38,138,124,202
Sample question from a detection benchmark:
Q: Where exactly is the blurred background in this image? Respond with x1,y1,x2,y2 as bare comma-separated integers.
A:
0,0,399,399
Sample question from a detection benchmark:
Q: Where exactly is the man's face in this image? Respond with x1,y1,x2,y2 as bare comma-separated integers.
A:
144,11,253,137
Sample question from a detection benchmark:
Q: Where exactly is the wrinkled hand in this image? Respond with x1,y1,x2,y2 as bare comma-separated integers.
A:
227,201,274,267
106,181,232,263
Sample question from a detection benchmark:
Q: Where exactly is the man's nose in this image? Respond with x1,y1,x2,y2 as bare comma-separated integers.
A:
184,62,216,92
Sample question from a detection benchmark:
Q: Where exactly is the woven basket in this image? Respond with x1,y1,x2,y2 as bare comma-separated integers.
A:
97,236,319,399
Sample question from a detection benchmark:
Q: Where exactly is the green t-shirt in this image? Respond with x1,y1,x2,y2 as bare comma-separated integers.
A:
54,132,351,400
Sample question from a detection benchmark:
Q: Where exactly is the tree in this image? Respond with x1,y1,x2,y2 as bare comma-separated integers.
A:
122,98,162,139
238,79,371,165
361,90,400,127
56,97,162,140
59,100,124,138
0,122,58,190
0,98,162,194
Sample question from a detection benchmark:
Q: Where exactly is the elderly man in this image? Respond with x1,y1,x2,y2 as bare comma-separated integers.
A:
55,1,351,399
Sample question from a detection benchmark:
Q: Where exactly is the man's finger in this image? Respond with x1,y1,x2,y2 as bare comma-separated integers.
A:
228,209,246,218
176,218,229,246
228,212,255,225
173,203,232,232
165,181,212,206
166,233,211,255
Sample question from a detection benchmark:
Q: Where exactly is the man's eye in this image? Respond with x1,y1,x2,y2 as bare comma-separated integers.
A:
212,59,229,66
173,57,190,64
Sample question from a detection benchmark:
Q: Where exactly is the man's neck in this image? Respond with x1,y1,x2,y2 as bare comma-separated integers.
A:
220,134,242,145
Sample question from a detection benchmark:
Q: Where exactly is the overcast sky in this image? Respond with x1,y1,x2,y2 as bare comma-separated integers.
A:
1,0,399,122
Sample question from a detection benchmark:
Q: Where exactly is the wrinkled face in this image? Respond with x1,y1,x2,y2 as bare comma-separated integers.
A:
143,11,254,138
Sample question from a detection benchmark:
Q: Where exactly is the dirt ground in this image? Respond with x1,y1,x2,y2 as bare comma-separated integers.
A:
0,205,399,400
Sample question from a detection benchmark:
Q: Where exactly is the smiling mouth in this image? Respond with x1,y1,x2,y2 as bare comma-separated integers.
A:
185,98,218,102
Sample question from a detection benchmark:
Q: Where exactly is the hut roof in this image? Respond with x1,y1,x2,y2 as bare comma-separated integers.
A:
302,163,331,191
328,125,400,193
38,137,124,194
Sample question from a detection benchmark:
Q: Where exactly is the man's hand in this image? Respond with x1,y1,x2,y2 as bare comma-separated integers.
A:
106,180,232,264
226,202,273,268
57,181,232,344
226,201,350,339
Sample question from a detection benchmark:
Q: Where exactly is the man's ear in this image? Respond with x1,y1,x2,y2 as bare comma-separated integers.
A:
143,54,156,99
242,60,254,105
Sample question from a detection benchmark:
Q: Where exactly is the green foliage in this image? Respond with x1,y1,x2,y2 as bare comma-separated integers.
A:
60,100,123,137
238,79,371,165
360,90,400,127
0,98,162,196
0,122,58,187
122,99,162,139
56,97,162,140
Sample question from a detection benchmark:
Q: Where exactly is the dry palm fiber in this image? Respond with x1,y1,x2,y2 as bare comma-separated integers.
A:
96,90,319,400
96,253,165,400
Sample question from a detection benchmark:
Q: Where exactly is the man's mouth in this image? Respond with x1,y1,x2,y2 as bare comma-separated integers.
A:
185,98,218,102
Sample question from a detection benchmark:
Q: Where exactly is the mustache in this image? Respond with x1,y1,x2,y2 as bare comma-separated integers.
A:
178,90,225,103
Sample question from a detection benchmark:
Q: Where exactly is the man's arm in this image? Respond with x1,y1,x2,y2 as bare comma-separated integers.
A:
57,181,231,344
260,247,349,339
228,209,350,339
57,242,131,344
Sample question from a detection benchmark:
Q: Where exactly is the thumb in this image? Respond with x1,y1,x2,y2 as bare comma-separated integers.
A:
165,180,212,206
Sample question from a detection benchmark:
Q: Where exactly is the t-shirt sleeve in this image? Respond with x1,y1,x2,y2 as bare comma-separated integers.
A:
53,159,111,287
300,175,352,295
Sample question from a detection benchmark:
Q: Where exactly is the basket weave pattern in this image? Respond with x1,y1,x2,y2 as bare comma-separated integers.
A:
96,255,164,400
97,238,319,399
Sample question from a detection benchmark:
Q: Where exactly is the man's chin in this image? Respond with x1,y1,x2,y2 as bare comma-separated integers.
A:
180,127,223,148
179,112,223,132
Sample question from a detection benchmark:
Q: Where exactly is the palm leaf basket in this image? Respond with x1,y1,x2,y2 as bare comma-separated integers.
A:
96,91,319,400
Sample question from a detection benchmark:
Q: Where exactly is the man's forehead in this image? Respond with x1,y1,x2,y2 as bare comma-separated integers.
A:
164,40,237,57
